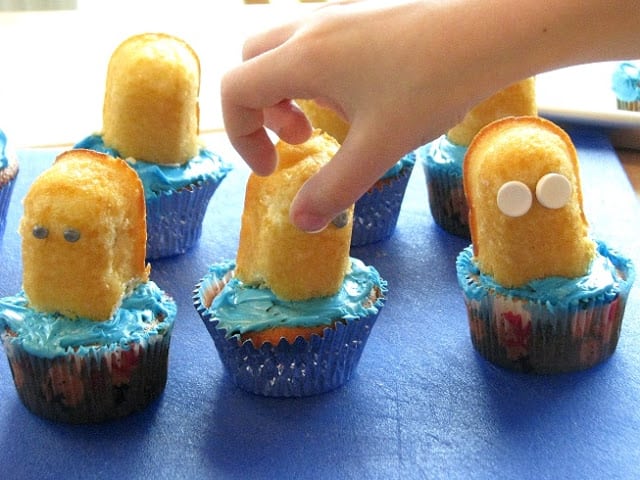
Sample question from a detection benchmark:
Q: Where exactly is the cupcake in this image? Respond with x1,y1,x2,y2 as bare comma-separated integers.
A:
456,116,634,374
194,130,387,397
296,99,415,246
75,32,231,259
0,149,177,423
612,61,640,111
422,78,537,238
0,128,19,241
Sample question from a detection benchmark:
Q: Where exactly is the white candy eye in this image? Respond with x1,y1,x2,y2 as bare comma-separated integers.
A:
496,181,532,217
535,173,572,209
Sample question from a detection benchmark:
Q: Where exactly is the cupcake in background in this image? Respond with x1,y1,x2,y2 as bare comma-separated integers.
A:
456,116,634,374
0,149,177,423
612,61,640,112
194,131,386,397
296,99,415,246
0,129,19,241
422,78,537,238
75,32,231,259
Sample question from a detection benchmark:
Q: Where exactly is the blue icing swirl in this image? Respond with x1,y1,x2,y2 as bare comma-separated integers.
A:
200,258,386,338
0,129,8,170
421,134,468,177
74,134,232,198
381,150,416,180
612,62,640,102
0,281,176,359
457,240,635,307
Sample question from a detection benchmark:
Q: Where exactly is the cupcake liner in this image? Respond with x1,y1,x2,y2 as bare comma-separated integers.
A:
145,178,222,259
457,242,635,373
194,265,382,397
1,329,173,423
351,160,414,246
423,157,469,238
0,160,18,241
616,100,640,112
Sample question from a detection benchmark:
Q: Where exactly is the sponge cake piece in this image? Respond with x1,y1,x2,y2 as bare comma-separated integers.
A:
20,149,149,320
447,77,537,146
463,116,595,287
235,130,353,301
102,33,200,165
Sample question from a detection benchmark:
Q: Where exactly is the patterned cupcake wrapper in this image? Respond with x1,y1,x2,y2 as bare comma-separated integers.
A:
351,162,414,247
616,100,640,112
145,178,223,260
458,244,635,374
1,329,173,423
422,159,470,239
0,162,18,241
194,269,381,397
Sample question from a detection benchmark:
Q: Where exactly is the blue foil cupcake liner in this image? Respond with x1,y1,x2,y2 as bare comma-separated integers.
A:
422,154,470,239
0,160,18,241
193,265,382,397
456,241,635,373
145,178,222,259
351,159,414,247
1,328,173,423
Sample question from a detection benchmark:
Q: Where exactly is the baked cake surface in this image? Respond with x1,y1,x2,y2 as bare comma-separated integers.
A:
20,149,149,320
464,116,595,287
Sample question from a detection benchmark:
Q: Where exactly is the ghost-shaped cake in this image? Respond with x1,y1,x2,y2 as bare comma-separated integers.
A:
195,130,387,397
456,116,635,373
0,149,176,423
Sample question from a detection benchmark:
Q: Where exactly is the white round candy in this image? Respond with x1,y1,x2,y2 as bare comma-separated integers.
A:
535,173,572,209
496,181,532,217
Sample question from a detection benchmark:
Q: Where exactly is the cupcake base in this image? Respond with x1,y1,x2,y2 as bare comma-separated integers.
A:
421,139,470,239
457,241,635,374
616,100,640,112
146,179,221,259
194,264,383,397
351,159,414,247
2,333,172,423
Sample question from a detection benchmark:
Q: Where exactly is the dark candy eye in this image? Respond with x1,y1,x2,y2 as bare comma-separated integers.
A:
331,211,349,229
32,225,49,239
63,228,81,243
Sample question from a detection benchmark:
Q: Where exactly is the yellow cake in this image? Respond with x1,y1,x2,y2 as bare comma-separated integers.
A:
102,32,200,165
20,149,149,320
236,129,353,300
447,78,538,147
463,116,595,287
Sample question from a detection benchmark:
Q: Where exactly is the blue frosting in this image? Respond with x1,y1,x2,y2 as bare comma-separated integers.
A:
0,281,177,359
382,150,416,180
200,258,386,338
457,240,635,307
422,134,468,177
612,62,640,102
74,134,232,198
0,129,8,170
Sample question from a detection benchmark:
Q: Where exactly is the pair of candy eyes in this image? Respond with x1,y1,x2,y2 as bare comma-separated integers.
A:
32,226,81,243
496,173,572,217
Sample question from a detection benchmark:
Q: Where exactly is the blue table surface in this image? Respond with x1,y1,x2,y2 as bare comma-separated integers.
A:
0,125,639,480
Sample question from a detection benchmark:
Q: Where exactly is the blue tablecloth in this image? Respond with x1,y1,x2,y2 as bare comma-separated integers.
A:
0,125,638,479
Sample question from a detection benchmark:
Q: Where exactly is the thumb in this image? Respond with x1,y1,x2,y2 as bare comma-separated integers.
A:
289,124,406,232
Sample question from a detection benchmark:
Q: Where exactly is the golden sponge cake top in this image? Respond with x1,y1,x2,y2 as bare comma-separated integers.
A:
20,149,149,321
447,77,537,146
102,32,201,165
296,99,350,144
236,130,353,300
464,116,595,287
